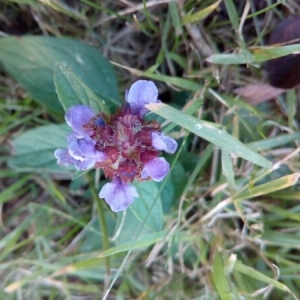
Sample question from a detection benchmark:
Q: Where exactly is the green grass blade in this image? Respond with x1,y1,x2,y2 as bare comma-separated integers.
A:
247,133,300,151
147,103,272,168
212,251,231,300
0,175,31,204
110,62,201,91
182,1,221,25
234,173,300,201
169,1,182,36
234,260,298,299
207,44,300,65
221,150,236,190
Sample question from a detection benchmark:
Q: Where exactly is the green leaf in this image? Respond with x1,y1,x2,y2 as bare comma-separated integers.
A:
156,161,187,214
113,208,153,246
147,103,272,169
8,124,72,174
131,181,163,232
0,36,120,113
112,181,164,246
54,65,110,114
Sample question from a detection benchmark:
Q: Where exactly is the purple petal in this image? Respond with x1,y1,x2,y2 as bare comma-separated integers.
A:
69,137,96,161
151,132,177,154
68,135,106,163
94,150,107,162
74,158,96,171
141,157,170,182
126,80,158,117
55,148,96,171
55,148,72,166
66,132,77,144
65,105,95,136
99,177,139,212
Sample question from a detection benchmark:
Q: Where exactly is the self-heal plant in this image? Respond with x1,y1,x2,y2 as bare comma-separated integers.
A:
55,80,177,212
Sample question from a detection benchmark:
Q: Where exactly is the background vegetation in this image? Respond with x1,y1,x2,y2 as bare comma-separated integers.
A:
1,0,300,299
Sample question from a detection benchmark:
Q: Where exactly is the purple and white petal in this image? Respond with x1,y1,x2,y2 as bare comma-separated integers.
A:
141,157,170,182
55,148,95,171
54,148,72,166
65,105,95,136
74,158,96,171
66,132,78,144
99,177,139,212
68,137,96,161
126,80,158,117
151,132,177,154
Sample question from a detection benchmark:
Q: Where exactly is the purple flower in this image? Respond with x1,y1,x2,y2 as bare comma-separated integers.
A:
99,177,139,212
55,105,106,171
68,135,105,162
126,80,159,117
65,105,95,137
55,135,106,171
54,148,72,166
151,132,177,154
141,157,170,182
55,80,178,212
54,148,97,171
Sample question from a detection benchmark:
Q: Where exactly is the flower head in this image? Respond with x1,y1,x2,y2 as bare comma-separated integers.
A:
55,80,177,211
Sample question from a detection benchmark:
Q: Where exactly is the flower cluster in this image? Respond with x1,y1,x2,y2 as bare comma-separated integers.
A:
55,80,177,212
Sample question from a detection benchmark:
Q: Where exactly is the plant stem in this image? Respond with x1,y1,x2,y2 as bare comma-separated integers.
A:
86,174,110,273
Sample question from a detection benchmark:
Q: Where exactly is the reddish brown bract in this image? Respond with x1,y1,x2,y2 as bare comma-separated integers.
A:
84,105,160,183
